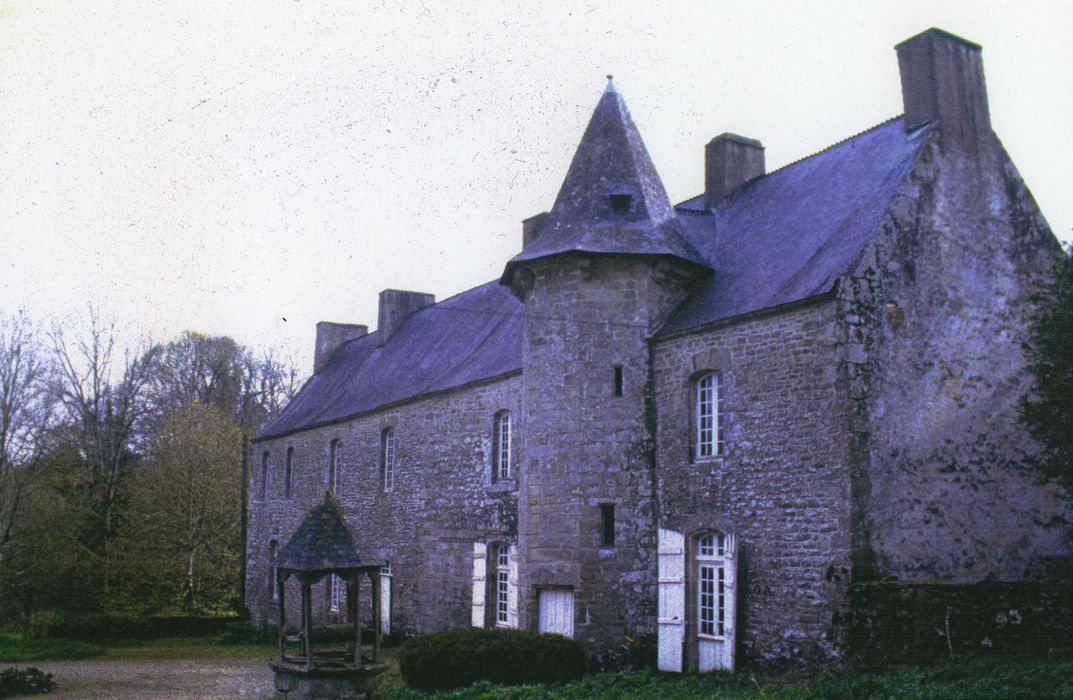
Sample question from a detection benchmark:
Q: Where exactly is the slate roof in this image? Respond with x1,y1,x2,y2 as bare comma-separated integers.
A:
661,117,934,334
277,493,375,573
502,79,709,284
257,97,935,441
257,280,523,440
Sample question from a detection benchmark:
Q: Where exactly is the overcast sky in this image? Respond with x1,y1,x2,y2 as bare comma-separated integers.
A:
3,1,1071,372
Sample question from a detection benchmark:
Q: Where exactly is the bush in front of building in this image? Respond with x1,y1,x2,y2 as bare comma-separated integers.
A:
0,667,55,698
398,628,587,691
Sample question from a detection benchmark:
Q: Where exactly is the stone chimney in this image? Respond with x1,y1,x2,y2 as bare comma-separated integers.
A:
377,289,435,347
314,322,368,373
704,133,765,209
522,211,549,248
896,28,990,151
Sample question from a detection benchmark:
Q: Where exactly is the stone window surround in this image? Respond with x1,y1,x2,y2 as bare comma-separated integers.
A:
328,438,341,494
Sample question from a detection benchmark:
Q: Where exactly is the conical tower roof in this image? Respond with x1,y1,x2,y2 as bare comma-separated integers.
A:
502,78,708,284
277,492,372,573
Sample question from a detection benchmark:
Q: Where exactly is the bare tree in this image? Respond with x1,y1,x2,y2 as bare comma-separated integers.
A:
48,308,157,557
0,310,52,565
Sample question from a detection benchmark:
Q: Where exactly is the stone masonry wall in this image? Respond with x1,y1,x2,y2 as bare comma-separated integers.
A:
841,129,1072,582
653,300,855,663
516,254,697,658
246,374,521,635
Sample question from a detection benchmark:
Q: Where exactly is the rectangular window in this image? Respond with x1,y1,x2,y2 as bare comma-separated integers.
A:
381,429,395,492
494,544,510,626
698,562,726,638
613,366,623,396
260,451,270,500
695,372,725,458
495,412,512,481
600,503,615,548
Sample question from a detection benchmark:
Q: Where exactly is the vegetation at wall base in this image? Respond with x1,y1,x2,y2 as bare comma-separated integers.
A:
0,634,104,663
398,628,586,691
0,667,55,697
385,654,1073,699
216,619,277,645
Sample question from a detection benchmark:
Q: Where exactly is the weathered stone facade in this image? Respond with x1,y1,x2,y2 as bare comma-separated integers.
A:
246,28,1071,669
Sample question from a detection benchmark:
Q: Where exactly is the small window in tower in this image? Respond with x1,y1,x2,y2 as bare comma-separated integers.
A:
613,366,623,397
609,193,632,213
600,503,615,548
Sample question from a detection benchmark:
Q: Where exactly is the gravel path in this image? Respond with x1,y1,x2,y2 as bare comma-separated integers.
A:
1,658,275,699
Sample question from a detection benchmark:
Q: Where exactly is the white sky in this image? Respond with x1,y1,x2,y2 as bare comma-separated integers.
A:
3,1,1071,372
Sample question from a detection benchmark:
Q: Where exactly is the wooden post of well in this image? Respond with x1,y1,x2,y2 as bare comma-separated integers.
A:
302,580,313,671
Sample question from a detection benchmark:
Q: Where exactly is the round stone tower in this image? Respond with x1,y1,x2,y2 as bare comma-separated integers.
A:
501,79,710,653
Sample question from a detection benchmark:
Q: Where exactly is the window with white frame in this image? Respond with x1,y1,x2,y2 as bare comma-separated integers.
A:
696,532,726,638
493,411,511,481
330,574,346,613
381,428,395,492
494,543,510,626
328,439,340,493
695,372,725,458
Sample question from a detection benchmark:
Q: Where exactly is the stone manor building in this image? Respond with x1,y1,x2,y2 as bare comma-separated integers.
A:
247,28,1071,670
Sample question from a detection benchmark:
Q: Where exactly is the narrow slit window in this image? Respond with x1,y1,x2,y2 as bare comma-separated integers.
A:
260,451,269,500
381,428,396,492
600,503,615,548
328,439,340,494
285,447,294,499
613,366,623,397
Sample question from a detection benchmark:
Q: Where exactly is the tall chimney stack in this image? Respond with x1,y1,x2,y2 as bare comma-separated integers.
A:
896,28,990,151
704,133,765,209
314,322,368,373
377,289,435,347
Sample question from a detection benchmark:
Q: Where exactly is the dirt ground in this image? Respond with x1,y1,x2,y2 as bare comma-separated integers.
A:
2,658,275,699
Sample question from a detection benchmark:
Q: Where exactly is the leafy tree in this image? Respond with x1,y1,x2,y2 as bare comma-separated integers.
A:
116,402,241,613
1022,244,1073,491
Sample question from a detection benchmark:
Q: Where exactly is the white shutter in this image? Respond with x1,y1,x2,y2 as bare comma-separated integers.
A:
380,571,392,634
722,548,737,671
657,528,685,672
538,588,574,637
471,542,487,627
506,544,519,628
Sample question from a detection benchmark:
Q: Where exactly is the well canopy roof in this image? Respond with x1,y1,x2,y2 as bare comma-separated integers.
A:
277,493,374,573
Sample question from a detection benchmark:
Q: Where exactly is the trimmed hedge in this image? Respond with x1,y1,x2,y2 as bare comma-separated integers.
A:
216,620,276,645
398,628,586,691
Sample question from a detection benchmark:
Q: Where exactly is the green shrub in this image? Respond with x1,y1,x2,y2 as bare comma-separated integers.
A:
0,634,105,662
216,620,276,645
398,628,586,692
0,667,55,697
49,614,234,641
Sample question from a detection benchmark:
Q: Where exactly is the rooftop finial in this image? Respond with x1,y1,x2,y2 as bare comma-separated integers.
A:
604,74,616,94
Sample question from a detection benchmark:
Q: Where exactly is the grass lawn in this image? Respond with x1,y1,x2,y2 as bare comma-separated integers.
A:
0,633,273,663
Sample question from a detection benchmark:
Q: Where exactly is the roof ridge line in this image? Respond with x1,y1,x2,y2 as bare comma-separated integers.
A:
675,114,928,209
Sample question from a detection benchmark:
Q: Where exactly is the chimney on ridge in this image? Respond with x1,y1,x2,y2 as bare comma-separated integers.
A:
522,211,549,248
704,133,765,209
896,28,991,151
377,289,435,347
314,322,368,373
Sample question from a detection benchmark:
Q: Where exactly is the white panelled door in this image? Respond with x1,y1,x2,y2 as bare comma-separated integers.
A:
657,528,686,672
696,532,737,672
537,588,574,637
